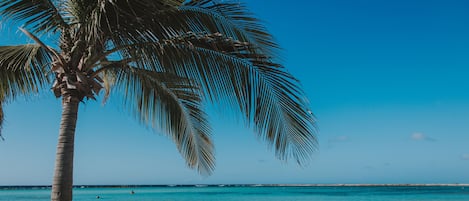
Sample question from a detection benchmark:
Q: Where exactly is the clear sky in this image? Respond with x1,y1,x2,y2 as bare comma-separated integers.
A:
1,0,469,185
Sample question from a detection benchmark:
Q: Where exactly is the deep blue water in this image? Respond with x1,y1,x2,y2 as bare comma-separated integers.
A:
1,185,469,201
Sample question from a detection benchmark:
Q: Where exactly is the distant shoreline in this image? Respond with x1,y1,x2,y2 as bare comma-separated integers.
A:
1,183,469,189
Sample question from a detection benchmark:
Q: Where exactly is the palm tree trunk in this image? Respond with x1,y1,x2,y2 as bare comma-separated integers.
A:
51,96,79,201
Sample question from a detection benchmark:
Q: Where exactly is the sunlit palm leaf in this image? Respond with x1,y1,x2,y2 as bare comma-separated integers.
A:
106,66,215,175
0,0,67,33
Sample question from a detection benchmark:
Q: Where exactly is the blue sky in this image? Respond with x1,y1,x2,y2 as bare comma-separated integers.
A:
1,0,469,185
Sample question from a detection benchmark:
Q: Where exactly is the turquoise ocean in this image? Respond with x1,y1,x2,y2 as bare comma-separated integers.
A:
1,185,469,201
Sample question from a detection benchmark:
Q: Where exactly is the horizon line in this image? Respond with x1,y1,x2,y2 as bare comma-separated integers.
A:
2,183,469,188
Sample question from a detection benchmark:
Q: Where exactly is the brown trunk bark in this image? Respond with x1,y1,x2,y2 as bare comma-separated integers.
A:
51,97,79,201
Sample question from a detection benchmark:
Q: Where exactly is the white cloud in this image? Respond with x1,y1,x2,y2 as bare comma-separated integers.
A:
411,132,425,140
461,154,469,160
410,132,436,142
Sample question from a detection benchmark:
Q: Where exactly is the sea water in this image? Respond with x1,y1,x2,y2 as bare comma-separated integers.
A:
1,185,469,201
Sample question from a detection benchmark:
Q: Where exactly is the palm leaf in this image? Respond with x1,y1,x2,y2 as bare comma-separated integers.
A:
180,0,279,55
0,45,51,137
105,65,215,175
0,0,68,33
74,0,183,43
107,32,317,164
0,45,52,98
82,0,276,55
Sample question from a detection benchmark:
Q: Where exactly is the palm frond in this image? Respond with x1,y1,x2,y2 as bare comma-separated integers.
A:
109,32,317,164
66,0,98,23
0,45,52,99
83,0,276,55
105,65,215,175
77,0,183,41
63,0,184,72
0,45,51,139
180,0,279,55
0,0,68,33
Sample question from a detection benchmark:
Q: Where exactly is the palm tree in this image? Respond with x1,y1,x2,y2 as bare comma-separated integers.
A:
0,0,317,200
